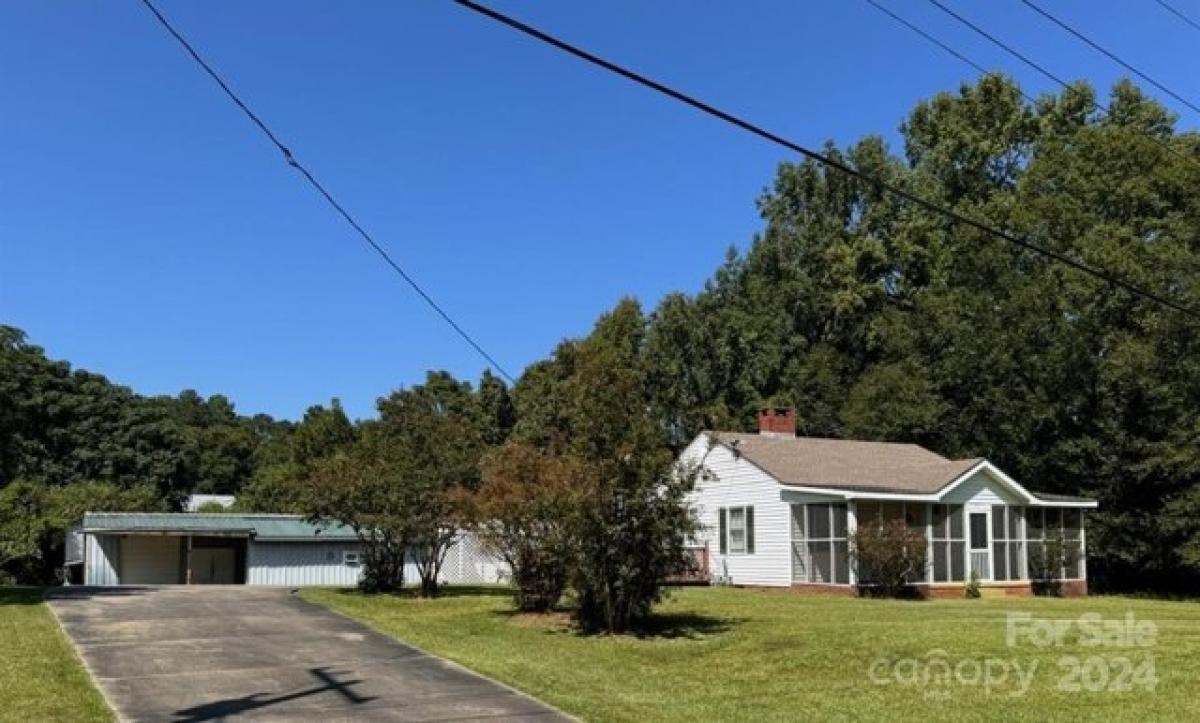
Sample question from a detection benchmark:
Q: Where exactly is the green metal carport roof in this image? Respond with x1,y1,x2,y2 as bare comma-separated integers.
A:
82,512,358,541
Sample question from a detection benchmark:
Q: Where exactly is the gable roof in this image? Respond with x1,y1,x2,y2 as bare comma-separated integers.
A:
82,512,358,541
704,432,1096,506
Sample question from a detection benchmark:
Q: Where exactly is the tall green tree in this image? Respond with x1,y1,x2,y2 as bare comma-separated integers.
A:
375,371,486,596
518,300,700,632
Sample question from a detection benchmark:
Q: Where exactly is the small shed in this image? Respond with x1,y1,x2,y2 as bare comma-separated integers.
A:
80,512,363,586
76,512,509,587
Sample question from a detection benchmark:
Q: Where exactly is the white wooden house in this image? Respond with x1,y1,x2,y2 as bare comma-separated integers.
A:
680,408,1097,597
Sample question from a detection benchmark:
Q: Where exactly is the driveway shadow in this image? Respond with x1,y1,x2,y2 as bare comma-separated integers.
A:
171,667,375,722
43,586,157,602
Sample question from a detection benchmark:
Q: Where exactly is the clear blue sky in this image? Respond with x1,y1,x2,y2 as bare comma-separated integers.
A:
3,1,1197,420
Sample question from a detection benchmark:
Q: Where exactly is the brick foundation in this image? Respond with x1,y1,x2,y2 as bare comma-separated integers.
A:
788,582,857,596
1059,579,1087,596
779,580,1088,598
914,582,1033,599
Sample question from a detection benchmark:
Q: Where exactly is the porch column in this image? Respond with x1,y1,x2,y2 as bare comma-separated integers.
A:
1018,508,1028,580
846,501,857,585
1080,511,1087,581
925,503,933,583
185,534,193,585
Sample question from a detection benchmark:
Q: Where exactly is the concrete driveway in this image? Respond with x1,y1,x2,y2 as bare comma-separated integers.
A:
47,586,569,722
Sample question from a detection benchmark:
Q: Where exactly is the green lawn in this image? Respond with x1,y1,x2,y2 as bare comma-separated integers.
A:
0,588,111,723
305,585,1200,722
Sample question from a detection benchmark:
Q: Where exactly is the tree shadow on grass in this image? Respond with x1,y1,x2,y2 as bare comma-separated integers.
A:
324,584,513,601
433,584,514,599
489,605,739,640
628,611,740,640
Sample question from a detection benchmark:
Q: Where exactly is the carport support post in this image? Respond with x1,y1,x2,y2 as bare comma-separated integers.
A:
185,534,193,585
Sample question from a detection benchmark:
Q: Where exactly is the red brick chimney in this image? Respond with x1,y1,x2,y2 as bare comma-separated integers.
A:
758,407,796,437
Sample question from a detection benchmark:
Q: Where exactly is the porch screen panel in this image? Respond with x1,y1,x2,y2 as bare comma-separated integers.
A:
808,504,831,538
1026,508,1046,579
806,504,831,583
856,501,880,526
905,503,927,532
832,505,848,583
933,542,948,583
991,505,1022,581
832,504,847,539
810,541,832,583
1045,508,1062,534
969,513,987,549
791,505,807,582
834,541,849,582
931,504,966,582
878,502,903,524
1009,507,1024,579
950,539,965,581
798,503,849,584
1025,507,1082,580
1063,509,1083,579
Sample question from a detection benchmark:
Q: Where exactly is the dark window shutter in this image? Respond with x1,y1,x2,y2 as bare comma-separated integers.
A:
746,507,755,554
718,508,727,555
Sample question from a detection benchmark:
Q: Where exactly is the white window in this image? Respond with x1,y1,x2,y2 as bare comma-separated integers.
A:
718,506,755,555
729,508,747,554
343,550,361,566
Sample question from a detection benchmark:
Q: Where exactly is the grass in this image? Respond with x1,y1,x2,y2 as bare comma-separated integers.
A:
305,585,1200,722
0,588,111,723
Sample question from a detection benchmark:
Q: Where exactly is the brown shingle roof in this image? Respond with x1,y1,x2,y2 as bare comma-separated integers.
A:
709,432,982,494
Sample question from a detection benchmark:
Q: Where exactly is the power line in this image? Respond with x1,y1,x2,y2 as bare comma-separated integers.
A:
1020,0,1200,117
137,0,516,384
1155,0,1200,34
925,0,1074,90
915,0,1200,173
454,0,1200,321
864,0,992,80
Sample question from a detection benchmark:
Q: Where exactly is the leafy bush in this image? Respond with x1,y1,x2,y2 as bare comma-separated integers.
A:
965,570,982,598
851,519,928,598
461,442,582,612
570,444,701,633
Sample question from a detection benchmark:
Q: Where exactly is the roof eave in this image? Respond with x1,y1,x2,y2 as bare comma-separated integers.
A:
82,528,255,536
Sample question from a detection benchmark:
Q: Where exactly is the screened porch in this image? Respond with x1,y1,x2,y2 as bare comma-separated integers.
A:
788,501,1086,586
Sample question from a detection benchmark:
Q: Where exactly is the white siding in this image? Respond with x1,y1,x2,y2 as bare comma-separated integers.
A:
942,468,1024,507
248,541,364,586
84,533,119,586
83,532,508,587
681,434,792,587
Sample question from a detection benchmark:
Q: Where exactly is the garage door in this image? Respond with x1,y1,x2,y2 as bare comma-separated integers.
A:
120,536,182,584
